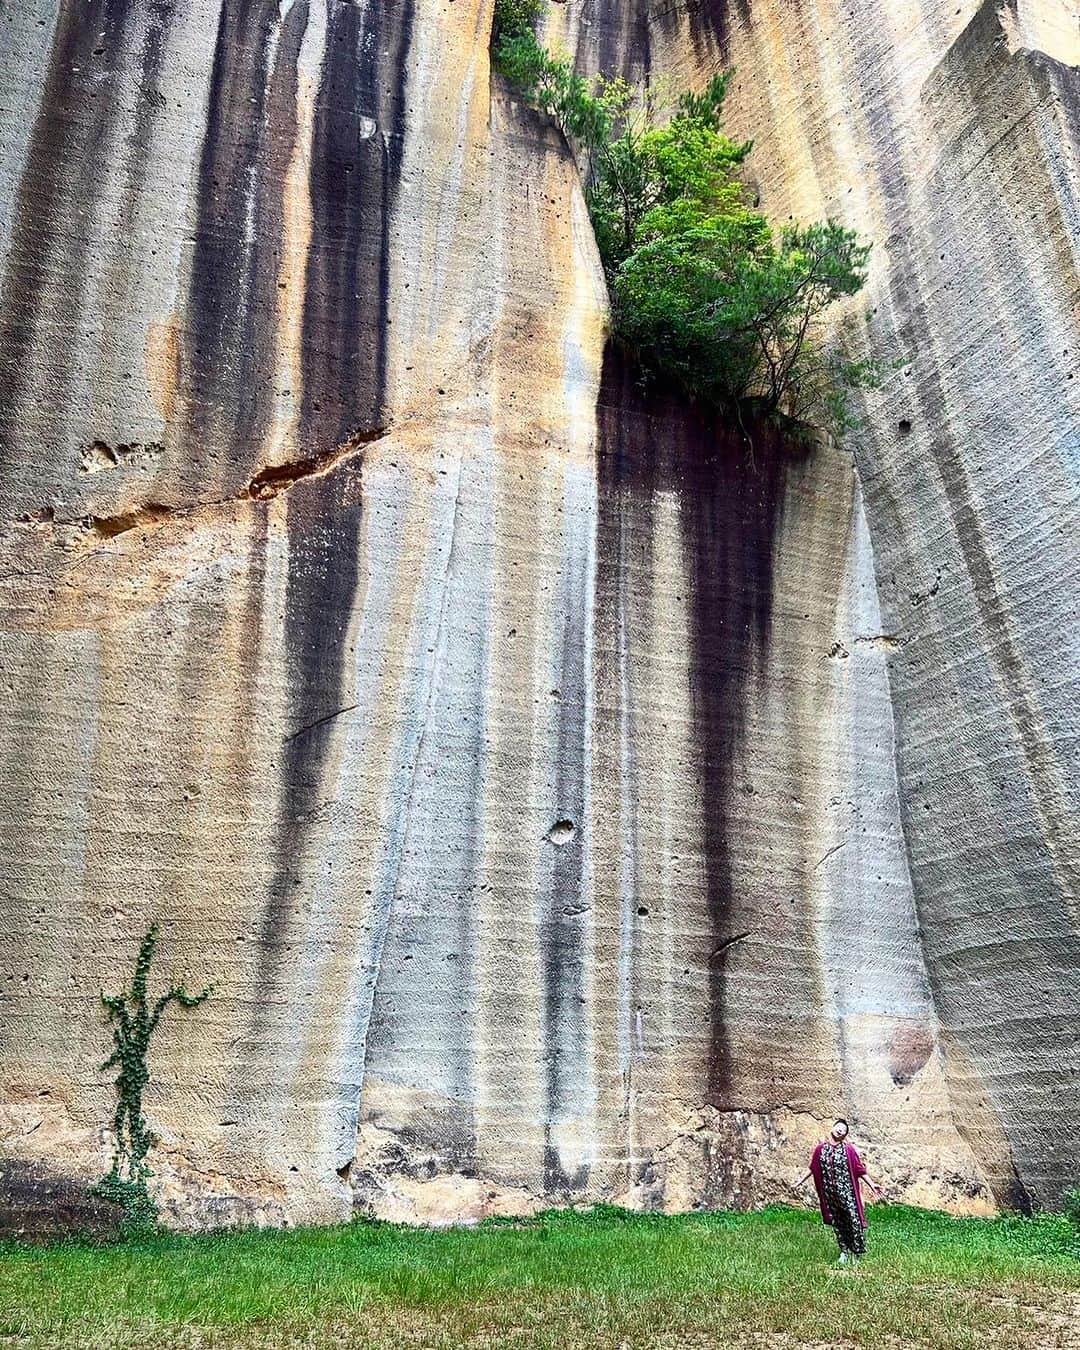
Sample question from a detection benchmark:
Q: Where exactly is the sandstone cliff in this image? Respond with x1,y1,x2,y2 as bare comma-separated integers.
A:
0,0,1075,1230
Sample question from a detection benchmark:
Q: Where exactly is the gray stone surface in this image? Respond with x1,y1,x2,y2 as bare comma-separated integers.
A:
618,0,1080,1206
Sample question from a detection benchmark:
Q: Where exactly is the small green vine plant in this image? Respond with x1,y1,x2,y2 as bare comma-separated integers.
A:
491,0,883,442
91,923,213,1230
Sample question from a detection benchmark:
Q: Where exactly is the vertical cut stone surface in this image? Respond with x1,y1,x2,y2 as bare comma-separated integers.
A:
596,0,1078,1206
0,0,1072,1227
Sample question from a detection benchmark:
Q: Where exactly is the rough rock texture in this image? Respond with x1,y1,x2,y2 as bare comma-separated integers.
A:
0,0,1074,1228
559,0,1080,1209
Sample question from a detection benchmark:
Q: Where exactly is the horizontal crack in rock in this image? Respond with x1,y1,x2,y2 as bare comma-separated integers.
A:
91,503,176,538
14,425,388,542
282,702,360,746
244,426,385,501
853,632,904,650
709,931,752,962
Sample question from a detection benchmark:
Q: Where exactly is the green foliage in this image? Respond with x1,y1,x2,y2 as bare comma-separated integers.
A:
491,0,545,44
90,1169,158,1232
91,924,212,1231
1065,1187,1080,1228
492,28,612,147
490,5,879,440
586,73,753,270
613,214,873,426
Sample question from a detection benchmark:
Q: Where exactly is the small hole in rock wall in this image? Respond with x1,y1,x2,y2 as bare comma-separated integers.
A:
546,819,576,846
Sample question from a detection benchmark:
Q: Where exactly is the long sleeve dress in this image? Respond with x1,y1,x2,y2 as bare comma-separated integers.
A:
809,1140,868,1256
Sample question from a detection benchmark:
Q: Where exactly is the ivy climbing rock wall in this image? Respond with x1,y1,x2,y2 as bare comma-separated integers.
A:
0,0,1073,1230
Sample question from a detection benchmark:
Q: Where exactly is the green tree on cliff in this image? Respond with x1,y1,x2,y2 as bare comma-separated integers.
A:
491,0,877,438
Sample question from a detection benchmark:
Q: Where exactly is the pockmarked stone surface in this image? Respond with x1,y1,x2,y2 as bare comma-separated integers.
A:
0,0,1074,1228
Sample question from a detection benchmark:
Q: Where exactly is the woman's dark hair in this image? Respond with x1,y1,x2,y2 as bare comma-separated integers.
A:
833,1118,849,1131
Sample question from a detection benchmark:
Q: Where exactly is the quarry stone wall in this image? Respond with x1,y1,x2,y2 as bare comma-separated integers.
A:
0,0,1075,1228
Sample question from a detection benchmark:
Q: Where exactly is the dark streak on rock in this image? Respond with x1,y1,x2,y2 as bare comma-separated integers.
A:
0,0,176,515
298,0,413,453
258,0,414,989
574,0,653,83
595,347,792,1110
258,464,365,962
0,1159,122,1243
181,0,309,480
685,404,790,1109
648,0,752,61
1000,1169,1034,1218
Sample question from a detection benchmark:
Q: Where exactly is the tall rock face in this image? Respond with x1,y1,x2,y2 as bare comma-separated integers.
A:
560,0,1080,1209
0,0,1073,1228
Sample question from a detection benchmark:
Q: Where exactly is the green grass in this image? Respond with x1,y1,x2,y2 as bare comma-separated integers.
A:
1,1204,1077,1349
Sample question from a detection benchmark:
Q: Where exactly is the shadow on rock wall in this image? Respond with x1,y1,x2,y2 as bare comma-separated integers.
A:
595,349,804,1108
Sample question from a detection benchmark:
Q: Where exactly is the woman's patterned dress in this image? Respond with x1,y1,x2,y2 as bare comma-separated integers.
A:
820,1141,866,1257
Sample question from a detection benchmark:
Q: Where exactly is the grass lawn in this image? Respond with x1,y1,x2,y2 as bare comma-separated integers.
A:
0,1203,1077,1349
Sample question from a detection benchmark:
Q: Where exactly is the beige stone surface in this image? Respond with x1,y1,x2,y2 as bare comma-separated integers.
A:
578,0,1079,1207
0,0,1072,1230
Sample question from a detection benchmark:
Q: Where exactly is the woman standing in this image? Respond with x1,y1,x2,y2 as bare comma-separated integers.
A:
795,1118,883,1264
